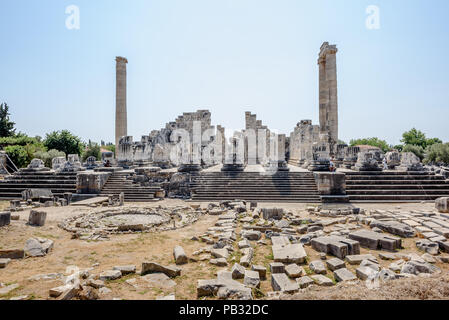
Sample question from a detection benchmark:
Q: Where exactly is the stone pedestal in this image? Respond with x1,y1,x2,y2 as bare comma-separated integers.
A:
397,152,424,172
314,172,349,203
221,163,245,172
178,164,201,173
264,160,290,172
0,212,11,227
353,151,382,171
308,159,330,172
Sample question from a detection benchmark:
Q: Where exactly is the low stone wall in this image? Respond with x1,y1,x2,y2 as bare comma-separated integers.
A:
76,172,111,194
313,172,348,203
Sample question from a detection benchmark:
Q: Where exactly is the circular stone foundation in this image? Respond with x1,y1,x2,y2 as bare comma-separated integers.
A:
59,206,203,239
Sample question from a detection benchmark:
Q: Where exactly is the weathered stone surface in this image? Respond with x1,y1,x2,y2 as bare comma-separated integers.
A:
311,236,359,259
334,268,356,282
435,197,449,213
28,210,47,226
0,283,19,295
87,279,105,289
297,276,314,289
113,265,136,275
416,239,439,255
210,258,228,266
0,249,24,259
24,238,53,257
0,258,11,268
356,266,378,280
244,270,260,288
370,220,416,238
252,265,267,280
271,236,290,246
309,260,327,275
211,248,229,260
0,211,11,227
49,285,73,298
141,262,181,278
345,254,376,265
270,262,285,274
238,239,251,249
143,273,176,289
242,230,262,241
272,243,307,264
173,246,188,265
349,230,401,251
240,247,254,267
271,273,299,293
99,269,122,281
379,252,397,260
401,260,440,275
197,279,252,300
311,274,334,286
326,258,345,271
78,286,99,300
231,263,245,279
285,264,305,278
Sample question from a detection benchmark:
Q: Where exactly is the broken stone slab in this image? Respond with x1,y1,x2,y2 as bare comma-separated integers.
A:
370,220,416,238
87,279,105,289
349,230,401,251
326,258,345,271
297,276,314,288
113,265,136,275
360,259,380,271
252,265,267,280
197,279,252,300
285,264,305,278
272,243,307,264
421,253,437,264
0,283,19,295
238,239,251,249
309,260,327,275
141,262,181,278
78,286,99,300
210,258,228,266
334,268,356,282
244,270,260,288
99,269,122,281
173,246,188,265
0,249,24,260
211,248,229,260
0,211,11,227
240,247,254,267
345,254,377,265
231,263,245,279
49,284,74,298
356,266,378,280
271,273,299,293
0,258,11,268
271,236,291,246
24,238,53,257
311,236,360,259
242,230,262,241
416,239,439,255
401,260,440,275
311,274,334,286
379,252,397,260
270,262,285,274
28,210,47,226
143,273,176,289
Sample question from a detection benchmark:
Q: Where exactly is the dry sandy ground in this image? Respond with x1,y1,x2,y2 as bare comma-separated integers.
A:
0,200,448,300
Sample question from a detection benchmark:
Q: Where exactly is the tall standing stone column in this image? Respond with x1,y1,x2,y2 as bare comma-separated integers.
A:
115,56,128,158
318,42,338,156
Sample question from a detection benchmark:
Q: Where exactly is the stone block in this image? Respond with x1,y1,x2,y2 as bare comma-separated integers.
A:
112,265,136,275
251,265,266,280
242,230,262,241
356,266,378,280
271,273,299,293
345,254,377,265
416,239,439,255
231,263,245,279
0,212,11,227
28,210,47,226
99,269,122,281
285,264,305,278
173,246,188,265
297,276,314,289
334,268,356,282
370,220,416,238
309,260,327,275
240,247,254,267
211,248,229,259
349,230,401,251
0,249,24,259
326,258,345,271
244,270,260,288
311,274,334,286
270,262,285,274
435,197,449,213
0,258,11,268
141,262,181,278
272,243,307,264
311,236,359,259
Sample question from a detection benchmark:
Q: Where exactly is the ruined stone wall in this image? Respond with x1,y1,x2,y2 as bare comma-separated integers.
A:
289,120,320,165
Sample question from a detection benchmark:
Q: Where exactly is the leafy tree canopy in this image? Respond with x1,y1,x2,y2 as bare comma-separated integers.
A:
349,137,391,153
0,103,16,138
401,128,442,149
43,130,84,156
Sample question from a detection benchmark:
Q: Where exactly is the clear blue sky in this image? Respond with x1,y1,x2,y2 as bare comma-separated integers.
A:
1,0,448,145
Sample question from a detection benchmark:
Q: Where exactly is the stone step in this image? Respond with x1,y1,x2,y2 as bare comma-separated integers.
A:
346,189,449,195
346,184,449,190
348,194,445,201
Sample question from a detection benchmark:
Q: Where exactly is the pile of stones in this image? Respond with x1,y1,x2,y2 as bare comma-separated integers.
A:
58,205,205,240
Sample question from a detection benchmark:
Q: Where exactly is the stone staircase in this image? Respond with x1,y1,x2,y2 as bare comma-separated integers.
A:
190,172,321,202
0,171,77,200
99,171,163,202
345,171,449,202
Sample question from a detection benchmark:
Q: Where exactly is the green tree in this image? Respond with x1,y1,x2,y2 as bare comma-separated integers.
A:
43,130,84,156
5,145,29,168
0,103,16,137
349,137,391,153
34,149,66,167
401,128,442,149
82,143,101,161
402,144,425,160
424,143,449,164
